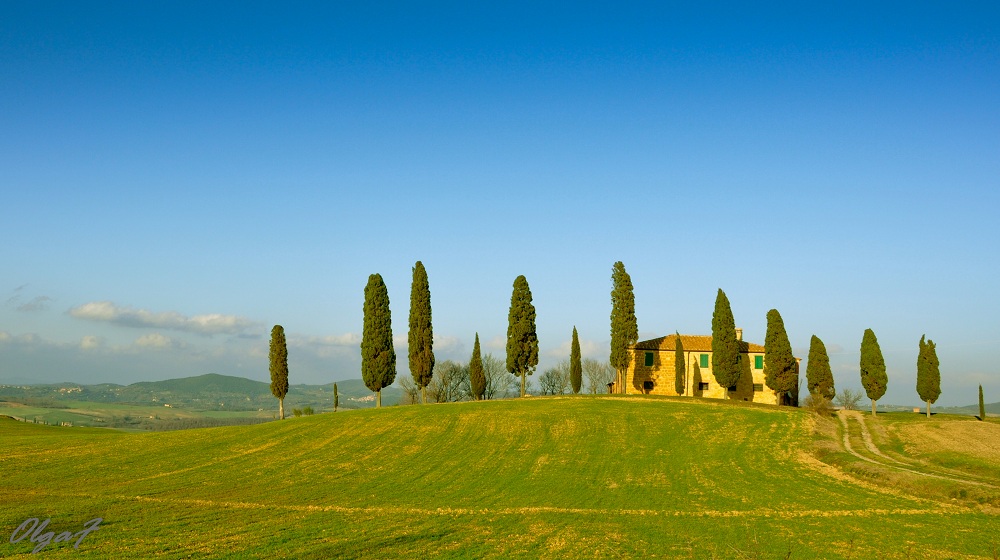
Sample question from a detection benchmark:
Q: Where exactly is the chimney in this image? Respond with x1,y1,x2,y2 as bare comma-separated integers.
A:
735,328,743,341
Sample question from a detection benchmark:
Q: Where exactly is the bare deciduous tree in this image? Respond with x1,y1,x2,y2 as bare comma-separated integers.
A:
427,360,468,403
834,388,863,411
398,375,420,405
482,353,516,400
583,359,615,394
539,360,571,395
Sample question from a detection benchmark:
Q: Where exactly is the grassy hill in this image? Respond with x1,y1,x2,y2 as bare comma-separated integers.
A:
2,396,998,558
0,373,401,417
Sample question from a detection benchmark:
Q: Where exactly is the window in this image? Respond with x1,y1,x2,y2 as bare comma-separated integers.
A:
698,382,709,391
753,383,764,392
754,355,763,369
700,354,709,368
644,352,654,367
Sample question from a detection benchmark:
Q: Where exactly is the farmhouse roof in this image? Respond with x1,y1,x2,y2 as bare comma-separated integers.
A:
632,334,766,353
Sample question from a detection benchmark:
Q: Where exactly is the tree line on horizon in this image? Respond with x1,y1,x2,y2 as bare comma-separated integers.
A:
266,261,949,419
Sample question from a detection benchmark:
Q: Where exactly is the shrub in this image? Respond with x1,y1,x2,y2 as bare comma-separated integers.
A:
292,408,303,417
802,394,835,416
302,406,314,415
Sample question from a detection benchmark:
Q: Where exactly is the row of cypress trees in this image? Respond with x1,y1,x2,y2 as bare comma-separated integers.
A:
805,327,943,418
270,260,948,416
366,263,615,403
361,265,545,405
614,276,945,416
270,260,632,412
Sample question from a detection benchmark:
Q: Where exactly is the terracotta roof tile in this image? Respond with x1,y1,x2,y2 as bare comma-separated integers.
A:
632,334,766,353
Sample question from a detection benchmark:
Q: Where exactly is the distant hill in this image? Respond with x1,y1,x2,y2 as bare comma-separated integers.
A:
129,373,269,396
936,402,1000,416
0,373,401,411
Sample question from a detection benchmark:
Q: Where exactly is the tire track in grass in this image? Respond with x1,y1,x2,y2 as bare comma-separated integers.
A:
130,440,281,482
11,490,975,519
838,412,1000,489
122,495,984,518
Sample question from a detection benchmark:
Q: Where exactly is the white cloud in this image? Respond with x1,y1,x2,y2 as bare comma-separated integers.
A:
134,333,181,349
544,337,606,360
68,301,259,336
288,332,362,360
291,333,362,348
80,336,104,350
485,335,506,351
433,334,463,354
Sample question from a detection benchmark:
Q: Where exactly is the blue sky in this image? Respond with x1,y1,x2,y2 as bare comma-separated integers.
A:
1,2,997,406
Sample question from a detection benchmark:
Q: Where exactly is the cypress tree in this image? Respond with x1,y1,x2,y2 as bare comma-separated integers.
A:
333,382,339,412
916,335,941,418
609,261,638,394
470,333,486,400
506,275,538,398
570,326,583,394
408,261,435,404
806,335,835,401
764,309,798,405
361,273,396,408
674,332,685,395
269,325,289,420
980,385,986,421
711,289,740,397
859,328,887,416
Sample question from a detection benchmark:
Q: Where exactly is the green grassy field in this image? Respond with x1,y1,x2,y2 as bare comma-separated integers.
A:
3,396,998,558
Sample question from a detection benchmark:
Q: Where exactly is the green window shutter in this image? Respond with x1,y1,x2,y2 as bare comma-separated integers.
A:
755,355,763,369
700,354,708,368
644,352,654,367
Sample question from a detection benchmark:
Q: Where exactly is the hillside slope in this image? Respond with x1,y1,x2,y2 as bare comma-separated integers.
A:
2,397,998,558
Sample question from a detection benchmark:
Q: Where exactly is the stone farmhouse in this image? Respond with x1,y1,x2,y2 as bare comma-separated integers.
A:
619,329,799,405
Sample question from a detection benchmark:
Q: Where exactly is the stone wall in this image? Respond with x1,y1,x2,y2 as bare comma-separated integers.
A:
624,343,780,405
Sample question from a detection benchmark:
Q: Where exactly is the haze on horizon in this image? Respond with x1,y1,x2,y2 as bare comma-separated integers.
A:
1,3,997,407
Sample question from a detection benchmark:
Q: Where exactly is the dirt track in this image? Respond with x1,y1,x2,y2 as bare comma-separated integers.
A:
837,411,999,489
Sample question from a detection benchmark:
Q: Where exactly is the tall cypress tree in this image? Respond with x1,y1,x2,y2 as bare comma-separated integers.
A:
674,332,685,395
408,261,435,404
609,261,638,394
333,382,339,412
570,326,583,394
470,333,485,400
269,324,289,420
916,335,941,418
860,328,887,416
806,335,835,400
980,385,986,421
362,273,396,408
711,289,740,397
506,275,539,397
764,309,798,405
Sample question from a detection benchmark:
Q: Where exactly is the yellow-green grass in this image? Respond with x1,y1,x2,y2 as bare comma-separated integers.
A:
2,397,998,558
